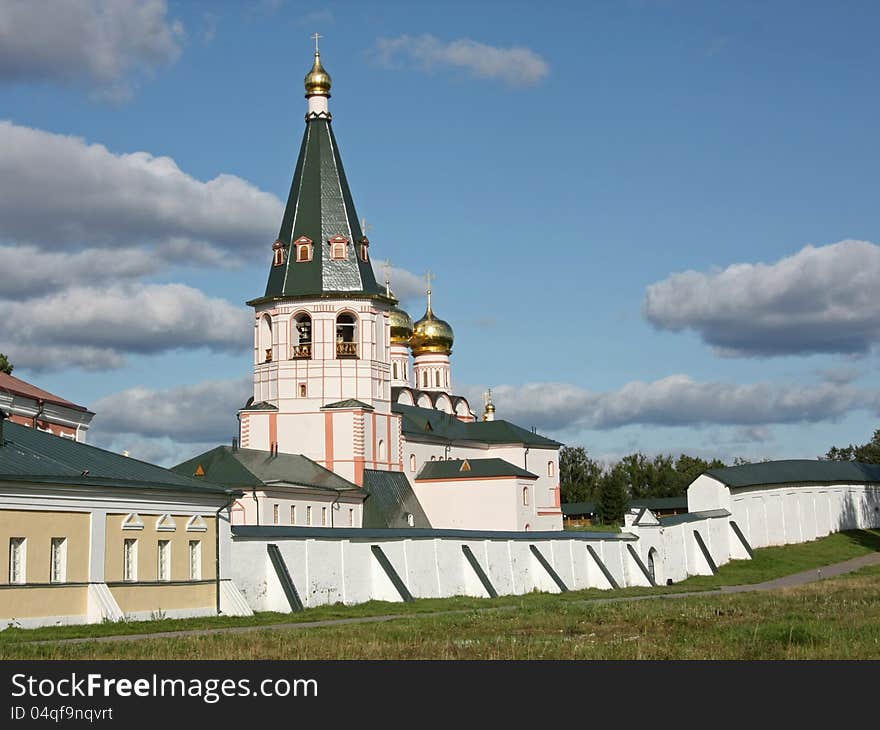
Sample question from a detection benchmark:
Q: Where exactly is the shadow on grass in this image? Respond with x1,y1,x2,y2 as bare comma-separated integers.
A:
840,528,880,552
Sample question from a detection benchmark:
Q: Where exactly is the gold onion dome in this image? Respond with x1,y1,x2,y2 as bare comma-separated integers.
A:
411,298,454,356
389,306,414,345
304,51,332,96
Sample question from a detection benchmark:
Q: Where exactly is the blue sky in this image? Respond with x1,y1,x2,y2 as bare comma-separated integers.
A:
1,0,880,466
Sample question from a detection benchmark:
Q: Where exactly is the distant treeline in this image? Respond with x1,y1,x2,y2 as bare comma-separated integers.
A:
563,427,880,524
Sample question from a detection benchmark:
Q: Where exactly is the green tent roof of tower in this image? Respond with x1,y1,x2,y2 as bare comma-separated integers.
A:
250,116,389,304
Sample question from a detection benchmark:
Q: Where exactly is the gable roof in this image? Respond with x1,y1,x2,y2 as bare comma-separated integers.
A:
393,403,560,448
0,372,91,413
705,459,880,488
172,446,360,493
416,458,538,481
322,399,374,411
362,469,431,528
0,419,231,496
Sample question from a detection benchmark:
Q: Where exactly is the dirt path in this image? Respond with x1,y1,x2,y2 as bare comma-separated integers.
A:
28,551,880,646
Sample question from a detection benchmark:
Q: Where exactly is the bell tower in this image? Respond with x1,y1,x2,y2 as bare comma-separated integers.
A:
239,40,403,484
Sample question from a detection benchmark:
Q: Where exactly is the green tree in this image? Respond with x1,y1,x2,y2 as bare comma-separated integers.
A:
597,466,628,525
615,453,651,499
0,353,12,375
825,429,880,464
673,454,725,492
559,445,603,503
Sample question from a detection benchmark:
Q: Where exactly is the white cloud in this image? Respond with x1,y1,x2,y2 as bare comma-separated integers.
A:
0,0,184,99
468,375,880,433
0,246,160,299
0,283,252,371
0,121,282,261
90,377,249,445
372,263,425,305
643,240,880,357
377,35,549,87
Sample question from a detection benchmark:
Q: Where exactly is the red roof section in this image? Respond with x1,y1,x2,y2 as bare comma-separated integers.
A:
0,372,90,412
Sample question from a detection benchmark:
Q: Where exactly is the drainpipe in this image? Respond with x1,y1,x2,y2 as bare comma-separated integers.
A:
330,491,342,527
34,398,44,430
252,488,260,525
215,492,238,615
524,446,530,472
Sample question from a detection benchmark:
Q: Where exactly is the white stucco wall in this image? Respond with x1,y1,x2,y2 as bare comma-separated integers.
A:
695,479,880,550
229,530,640,611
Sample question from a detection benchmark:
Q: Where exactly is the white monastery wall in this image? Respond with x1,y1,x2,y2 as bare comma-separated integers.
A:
690,478,880,550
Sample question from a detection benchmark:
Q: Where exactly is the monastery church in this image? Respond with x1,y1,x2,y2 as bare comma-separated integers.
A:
2,45,878,630
176,44,564,534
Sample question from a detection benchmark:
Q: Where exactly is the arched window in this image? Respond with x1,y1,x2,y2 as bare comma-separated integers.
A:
272,240,285,266
292,313,312,359
435,370,440,387
393,362,399,380
522,487,529,506
430,455,436,461
259,314,273,363
422,370,428,387
335,313,358,358
409,454,416,472
548,461,555,478
294,236,313,262
329,235,348,260
377,439,385,460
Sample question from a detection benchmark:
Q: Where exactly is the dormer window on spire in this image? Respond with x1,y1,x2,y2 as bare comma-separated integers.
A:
272,240,285,267
294,236,313,262
359,236,370,262
329,235,349,260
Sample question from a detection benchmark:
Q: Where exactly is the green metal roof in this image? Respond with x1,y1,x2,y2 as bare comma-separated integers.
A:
241,400,278,412
362,469,431,529
232,525,637,542
172,446,360,493
251,117,387,304
322,399,374,411
393,403,560,448
416,458,537,480
0,419,232,497
705,459,880,488
562,497,689,516
659,509,730,526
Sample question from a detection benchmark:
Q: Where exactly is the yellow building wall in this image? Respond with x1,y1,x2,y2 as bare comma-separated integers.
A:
104,513,217,583
0,585,88,619
109,582,216,614
0,509,90,584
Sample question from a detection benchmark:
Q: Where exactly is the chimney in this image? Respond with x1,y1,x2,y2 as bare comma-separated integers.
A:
232,437,239,452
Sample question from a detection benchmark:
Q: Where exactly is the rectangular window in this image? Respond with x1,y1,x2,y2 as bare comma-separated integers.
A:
158,540,171,581
349,508,354,527
50,537,67,583
321,507,327,526
189,540,202,581
9,538,25,584
290,505,296,525
273,504,279,525
123,539,138,582
306,506,312,526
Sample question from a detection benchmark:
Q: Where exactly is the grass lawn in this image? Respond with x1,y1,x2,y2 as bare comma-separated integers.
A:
564,523,621,533
0,528,877,656
5,565,880,659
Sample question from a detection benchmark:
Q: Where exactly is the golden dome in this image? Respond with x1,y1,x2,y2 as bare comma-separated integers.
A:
389,306,414,345
411,301,454,356
304,51,332,96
